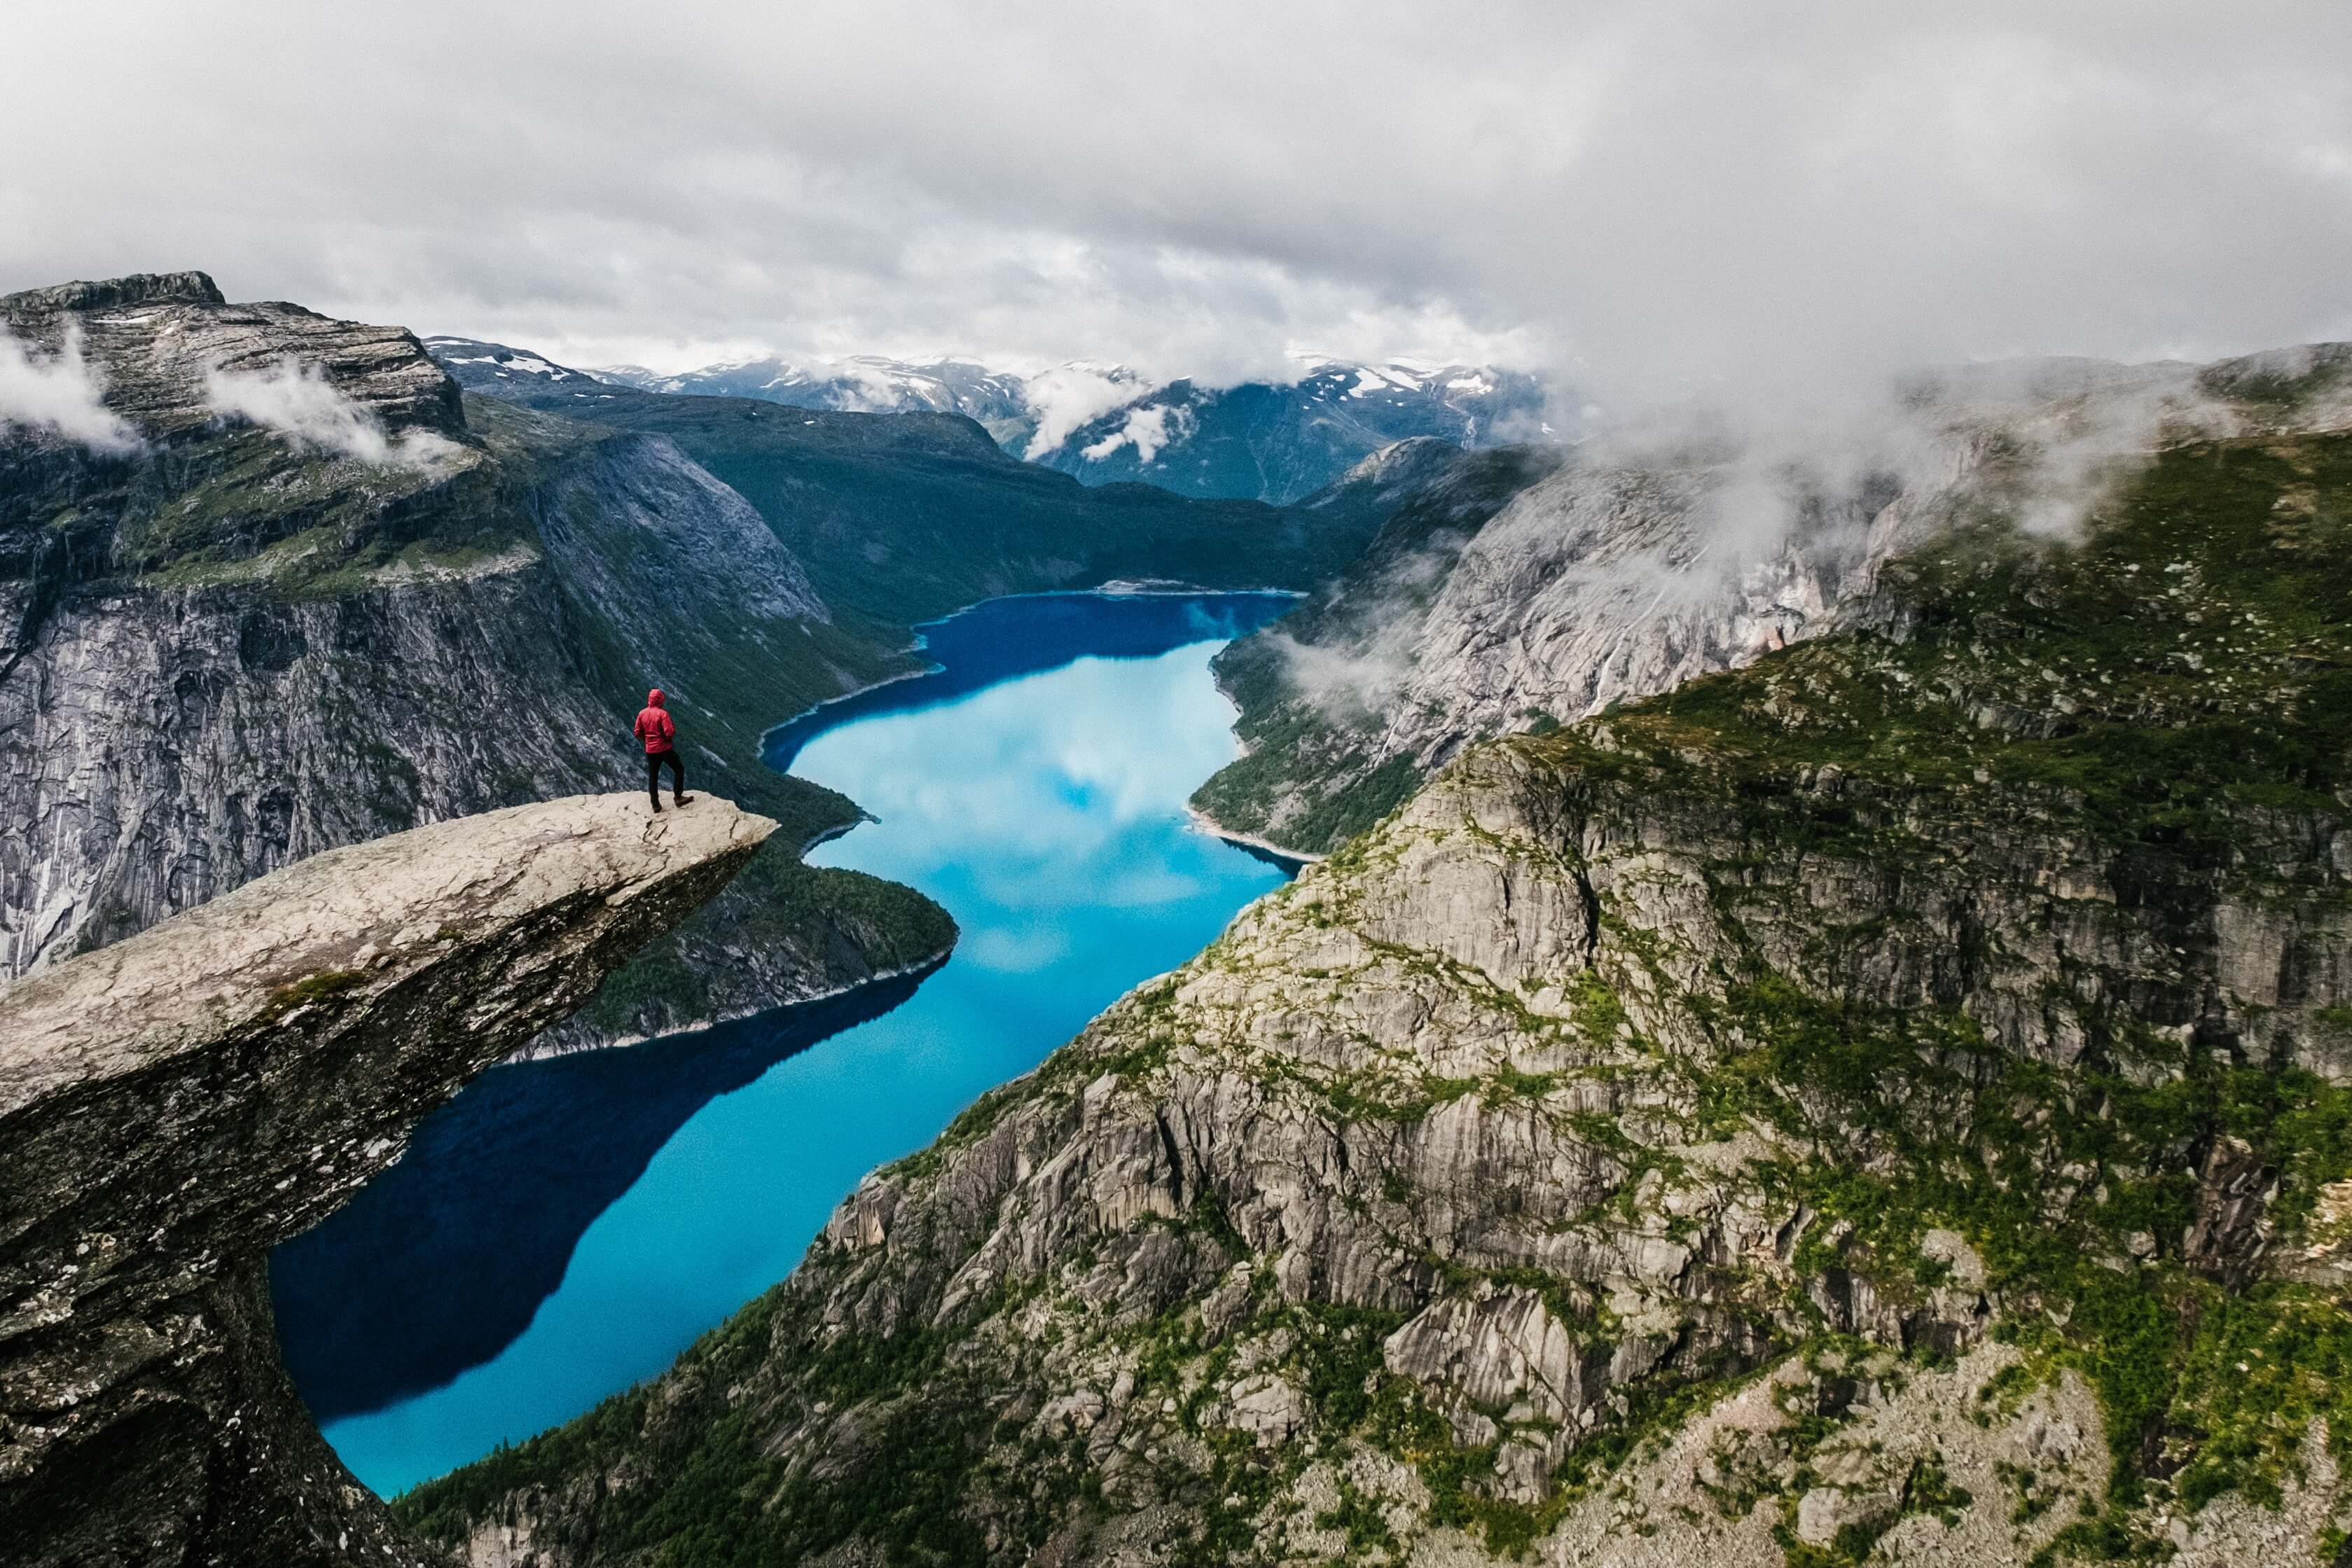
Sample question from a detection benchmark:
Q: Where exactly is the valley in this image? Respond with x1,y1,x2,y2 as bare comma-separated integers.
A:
4,269,2351,1568
270,590,1298,1495
395,350,2352,1567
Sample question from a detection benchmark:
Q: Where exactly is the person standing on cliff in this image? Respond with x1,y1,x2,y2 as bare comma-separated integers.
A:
634,688,693,812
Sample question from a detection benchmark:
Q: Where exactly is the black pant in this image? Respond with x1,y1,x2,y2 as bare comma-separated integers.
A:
646,747,684,803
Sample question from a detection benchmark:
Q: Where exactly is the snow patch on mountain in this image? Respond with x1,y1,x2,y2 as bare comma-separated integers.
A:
429,333,1554,504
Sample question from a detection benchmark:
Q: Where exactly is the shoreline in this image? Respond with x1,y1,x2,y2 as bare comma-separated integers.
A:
754,583,1303,754
794,812,876,857
756,661,940,754
501,945,955,1063
1185,804,1322,865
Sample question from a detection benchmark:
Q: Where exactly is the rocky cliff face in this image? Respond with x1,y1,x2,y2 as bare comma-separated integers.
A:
0,793,775,1568
0,273,950,1041
4,271,462,441
403,417,2352,1567
1194,344,2352,855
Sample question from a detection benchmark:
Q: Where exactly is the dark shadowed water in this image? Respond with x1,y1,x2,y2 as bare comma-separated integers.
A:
270,590,1298,1497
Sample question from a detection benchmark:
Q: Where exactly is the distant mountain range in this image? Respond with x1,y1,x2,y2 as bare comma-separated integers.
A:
590,354,1039,447
428,337,1553,505
1032,359,1550,504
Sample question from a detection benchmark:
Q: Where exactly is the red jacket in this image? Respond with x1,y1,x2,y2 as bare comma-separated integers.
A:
634,689,677,754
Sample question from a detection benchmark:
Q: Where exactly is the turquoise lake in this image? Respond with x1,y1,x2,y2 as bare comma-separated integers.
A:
270,590,1299,1498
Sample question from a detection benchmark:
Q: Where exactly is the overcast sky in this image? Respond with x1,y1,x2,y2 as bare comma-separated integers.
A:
6,1,2351,398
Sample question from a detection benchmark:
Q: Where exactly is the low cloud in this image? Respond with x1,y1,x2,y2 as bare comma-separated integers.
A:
1081,403,1196,465
1258,625,1416,717
1021,364,1146,458
0,328,142,452
832,359,918,413
1257,526,1474,719
1265,356,2257,732
1901,358,2242,539
204,356,457,469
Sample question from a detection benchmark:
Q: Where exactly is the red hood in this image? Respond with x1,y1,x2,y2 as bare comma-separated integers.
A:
646,689,665,708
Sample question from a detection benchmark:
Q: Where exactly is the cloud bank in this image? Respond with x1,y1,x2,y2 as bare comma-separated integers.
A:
0,328,141,452
1266,354,2258,726
1,1,2346,406
205,356,457,469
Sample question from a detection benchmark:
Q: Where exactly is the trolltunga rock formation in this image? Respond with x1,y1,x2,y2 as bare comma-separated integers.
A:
0,793,775,1568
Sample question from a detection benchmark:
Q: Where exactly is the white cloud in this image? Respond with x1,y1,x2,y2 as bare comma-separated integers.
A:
1021,364,1147,458
0,327,141,452
204,356,457,469
1,3,2348,408
1264,347,2260,733
1080,403,1195,465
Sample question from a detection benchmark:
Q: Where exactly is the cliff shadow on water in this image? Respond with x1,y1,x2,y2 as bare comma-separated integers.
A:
269,966,935,1420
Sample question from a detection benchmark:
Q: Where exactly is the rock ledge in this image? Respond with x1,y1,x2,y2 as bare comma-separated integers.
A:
0,793,775,1567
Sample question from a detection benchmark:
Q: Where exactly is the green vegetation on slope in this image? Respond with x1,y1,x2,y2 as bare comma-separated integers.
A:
1596,428,2352,851
464,381,1393,626
398,426,2352,1566
559,853,958,1043
1480,426,2352,1559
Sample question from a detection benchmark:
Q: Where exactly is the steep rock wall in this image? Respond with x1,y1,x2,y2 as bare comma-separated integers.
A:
405,426,2352,1567
0,794,775,1568
0,273,948,1039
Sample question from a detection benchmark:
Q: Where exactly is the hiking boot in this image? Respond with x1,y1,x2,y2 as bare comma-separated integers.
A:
675,794,694,806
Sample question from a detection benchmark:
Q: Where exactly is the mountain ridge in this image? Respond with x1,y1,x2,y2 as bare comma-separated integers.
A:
430,336,1551,505
424,340,1404,627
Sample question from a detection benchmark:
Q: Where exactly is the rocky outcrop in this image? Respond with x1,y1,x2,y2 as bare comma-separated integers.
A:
1196,341,2352,854
1,270,462,442
0,793,775,1567
406,420,2352,1566
0,273,945,1045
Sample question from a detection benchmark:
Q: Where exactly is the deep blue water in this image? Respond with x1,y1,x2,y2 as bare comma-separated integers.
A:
270,590,1298,1498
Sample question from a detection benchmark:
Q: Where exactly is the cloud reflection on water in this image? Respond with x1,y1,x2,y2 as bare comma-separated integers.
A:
299,597,1292,1498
